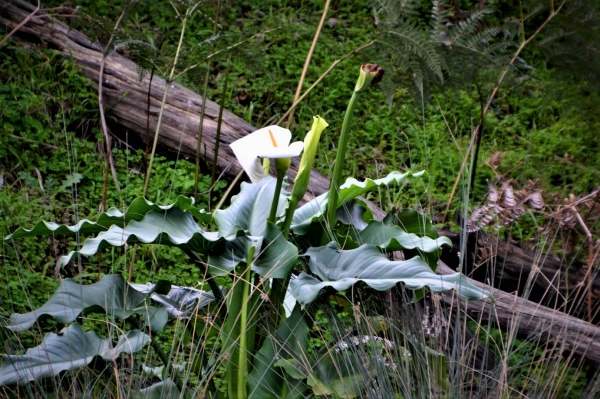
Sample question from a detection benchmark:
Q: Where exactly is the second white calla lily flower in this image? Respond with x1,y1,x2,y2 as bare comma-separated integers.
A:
230,125,304,183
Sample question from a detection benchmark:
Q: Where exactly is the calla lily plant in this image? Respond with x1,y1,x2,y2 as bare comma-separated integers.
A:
3,66,492,399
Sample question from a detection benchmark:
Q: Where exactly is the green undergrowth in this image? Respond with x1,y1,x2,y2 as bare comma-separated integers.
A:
0,44,224,322
35,0,600,220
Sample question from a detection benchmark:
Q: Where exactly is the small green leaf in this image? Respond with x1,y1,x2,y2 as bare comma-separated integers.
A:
305,335,395,398
292,171,424,234
248,306,311,399
336,199,372,230
59,172,83,191
134,305,169,332
386,209,438,238
354,220,451,253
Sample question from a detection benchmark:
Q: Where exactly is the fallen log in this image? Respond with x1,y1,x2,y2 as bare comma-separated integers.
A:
438,260,600,364
0,0,331,201
3,0,600,365
438,229,600,323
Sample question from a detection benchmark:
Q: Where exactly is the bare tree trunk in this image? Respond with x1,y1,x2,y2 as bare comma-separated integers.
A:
2,0,600,365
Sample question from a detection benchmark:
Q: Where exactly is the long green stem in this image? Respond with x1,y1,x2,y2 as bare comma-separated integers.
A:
323,64,383,232
223,246,255,399
236,251,253,399
325,90,361,230
268,170,285,223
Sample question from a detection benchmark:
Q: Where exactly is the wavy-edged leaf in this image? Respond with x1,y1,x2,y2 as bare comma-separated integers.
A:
6,195,209,240
353,220,451,253
290,243,491,304
7,275,148,332
0,324,149,385
58,208,220,266
292,171,424,234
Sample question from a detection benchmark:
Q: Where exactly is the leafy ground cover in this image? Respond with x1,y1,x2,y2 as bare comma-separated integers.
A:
1,0,599,398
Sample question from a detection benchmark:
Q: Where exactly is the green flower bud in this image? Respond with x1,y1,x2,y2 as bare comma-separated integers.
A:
291,116,329,204
354,64,385,93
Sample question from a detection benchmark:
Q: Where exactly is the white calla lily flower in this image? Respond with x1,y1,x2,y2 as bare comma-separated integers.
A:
230,125,304,183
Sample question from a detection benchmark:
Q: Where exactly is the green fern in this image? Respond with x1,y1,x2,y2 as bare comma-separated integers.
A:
365,0,518,101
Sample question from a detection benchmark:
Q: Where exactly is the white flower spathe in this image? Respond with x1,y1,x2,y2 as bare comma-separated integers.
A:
230,125,304,183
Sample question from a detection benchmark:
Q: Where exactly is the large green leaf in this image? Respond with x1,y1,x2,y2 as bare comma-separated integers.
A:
214,175,289,238
208,222,298,277
291,171,424,234
250,222,298,278
0,324,149,385
52,178,292,276
58,208,221,266
248,306,311,399
290,243,491,304
8,275,150,332
5,195,209,240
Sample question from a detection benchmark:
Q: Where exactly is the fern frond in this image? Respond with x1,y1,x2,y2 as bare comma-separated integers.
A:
448,9,492,47
376,24,443,81
371,0,423,25
429,0,450,41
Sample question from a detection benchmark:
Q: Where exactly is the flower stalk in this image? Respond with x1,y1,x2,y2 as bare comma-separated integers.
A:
271,116,328,324
268,157,290,223
325,64,383,230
